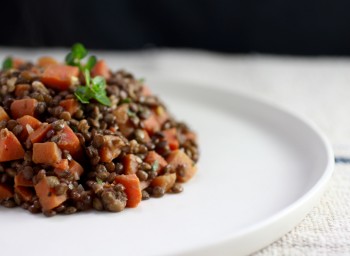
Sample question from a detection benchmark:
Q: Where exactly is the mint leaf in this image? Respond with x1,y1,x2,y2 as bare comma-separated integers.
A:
2,57,13,70
85,55,97,71
72,43,88,59
94,93,111,106
74,86,91,104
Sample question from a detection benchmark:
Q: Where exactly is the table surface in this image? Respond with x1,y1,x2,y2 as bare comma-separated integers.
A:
1,48,349,255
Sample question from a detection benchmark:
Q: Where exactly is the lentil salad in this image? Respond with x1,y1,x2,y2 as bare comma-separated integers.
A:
0,44,199,216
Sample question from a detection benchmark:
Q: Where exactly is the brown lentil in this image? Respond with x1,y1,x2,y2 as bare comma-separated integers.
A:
0,52,199,217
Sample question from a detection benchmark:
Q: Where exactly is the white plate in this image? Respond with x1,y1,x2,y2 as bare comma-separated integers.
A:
0,79,333,256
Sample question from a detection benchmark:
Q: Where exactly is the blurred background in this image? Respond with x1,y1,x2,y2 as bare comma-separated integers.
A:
1,0,350,55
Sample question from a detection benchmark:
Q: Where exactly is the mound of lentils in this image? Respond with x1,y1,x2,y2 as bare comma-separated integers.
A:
0,55,199,217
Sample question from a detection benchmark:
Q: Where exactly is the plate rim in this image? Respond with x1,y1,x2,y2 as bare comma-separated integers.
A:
151,78,335,256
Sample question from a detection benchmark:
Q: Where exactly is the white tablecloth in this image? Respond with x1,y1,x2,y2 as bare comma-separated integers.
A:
1,48,349,255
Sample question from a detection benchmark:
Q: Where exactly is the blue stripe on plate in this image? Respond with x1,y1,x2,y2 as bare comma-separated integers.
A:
335,157,350,164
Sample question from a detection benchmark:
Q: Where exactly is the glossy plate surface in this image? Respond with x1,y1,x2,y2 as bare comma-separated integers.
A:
0,79,334,256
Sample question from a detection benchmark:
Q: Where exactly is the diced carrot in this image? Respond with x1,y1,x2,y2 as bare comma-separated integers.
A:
59,99,79,115
12,58,25,69
113,104,135,137
91,60,110,79
15,186,34,202
34,174,67,211
143,114,161,135
56,125,82,160
15,84,30,97
55,159,83,180
37,56,58,67
15,172,33,187
154,106,169,126
114,174,141,208
119,122,135,137
167,150,197,183
69,160,84,180
114,104,129,124
123,154,139,174
151,173,176,192
140,85,152,96
0,128,25,162
52,159,69,170
16,115,42,141
32,142,62,165
41,64,79,91
163,128,179,150
27,123,52,143
99,135,125,162
0,106,10,122
10,98,38,119
0,184,13,200
144,151,167,174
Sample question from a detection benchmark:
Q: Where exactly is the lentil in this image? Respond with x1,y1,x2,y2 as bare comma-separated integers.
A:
0,49,199,217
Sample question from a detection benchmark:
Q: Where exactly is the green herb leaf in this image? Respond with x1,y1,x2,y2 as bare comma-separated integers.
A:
2,57,13,70
74,86,92,104
65,43,88,68
152,160,159,172
72,43,88,59
66,43,110,106
138,78,145,83
75,74,111,106
96,177,103,185
94,93,111,106
85,55,97,71
92,76,106,91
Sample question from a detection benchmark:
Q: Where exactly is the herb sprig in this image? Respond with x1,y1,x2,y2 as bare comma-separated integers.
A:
2,57,13,70
65,43,96,71
65,43,111,106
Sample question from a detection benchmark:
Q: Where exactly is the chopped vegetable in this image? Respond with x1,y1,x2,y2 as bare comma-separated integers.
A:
56,124,83,159
10,98,38,119
14,84,31,97
0,184,13,200
34,174,67,211
91,60,110,79
143,114,161,135
115,174,142,208
59,99,79,115
32,142,62,165
99,135,125,162
27,123,53,143
15,186,34,202
0,129,25,162
16,115,42,141
123,154,139,174
37,56,58,67
163,128,179,150
15,172,33,187
41,64,79,90
144,151,167,174
0,106,10,122
167,150,197,182
151,173,176,192
68,160,84,180
52,159,69,170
